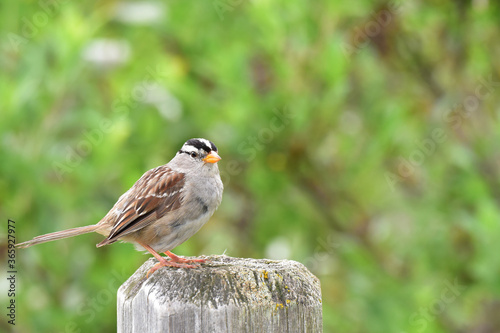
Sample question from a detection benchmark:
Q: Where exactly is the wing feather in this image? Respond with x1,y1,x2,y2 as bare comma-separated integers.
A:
97,166,185,246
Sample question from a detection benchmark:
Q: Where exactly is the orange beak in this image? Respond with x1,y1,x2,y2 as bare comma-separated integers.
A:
203,151,221,163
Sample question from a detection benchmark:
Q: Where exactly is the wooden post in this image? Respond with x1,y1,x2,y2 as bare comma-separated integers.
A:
118,255,322,332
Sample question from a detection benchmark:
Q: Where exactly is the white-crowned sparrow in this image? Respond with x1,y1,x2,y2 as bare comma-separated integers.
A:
16,138,223,276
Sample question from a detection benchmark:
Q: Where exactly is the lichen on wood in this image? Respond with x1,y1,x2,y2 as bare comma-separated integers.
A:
118,255,322,332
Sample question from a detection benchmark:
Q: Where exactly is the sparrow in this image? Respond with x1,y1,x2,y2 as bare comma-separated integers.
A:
16,138,224,276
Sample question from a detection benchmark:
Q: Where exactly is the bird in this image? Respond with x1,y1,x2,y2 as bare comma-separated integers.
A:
16,138,224,277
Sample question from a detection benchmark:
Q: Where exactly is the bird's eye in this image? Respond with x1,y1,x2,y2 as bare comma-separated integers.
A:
190,152,198,158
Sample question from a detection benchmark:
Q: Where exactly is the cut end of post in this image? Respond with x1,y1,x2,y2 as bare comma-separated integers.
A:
118,255,323,332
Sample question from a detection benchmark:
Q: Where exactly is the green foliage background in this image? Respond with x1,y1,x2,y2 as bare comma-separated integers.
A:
1,1,500,332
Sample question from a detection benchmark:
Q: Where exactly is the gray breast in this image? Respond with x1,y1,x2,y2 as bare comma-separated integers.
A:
195,196,209,214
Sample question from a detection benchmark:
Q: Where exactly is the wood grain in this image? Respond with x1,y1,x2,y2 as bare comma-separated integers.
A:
118,255,323,332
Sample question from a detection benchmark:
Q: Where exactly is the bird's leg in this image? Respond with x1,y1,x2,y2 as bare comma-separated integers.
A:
136,241,197,278
164,250,206,264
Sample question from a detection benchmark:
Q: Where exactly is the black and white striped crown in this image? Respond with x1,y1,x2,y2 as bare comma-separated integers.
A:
178,138,217,155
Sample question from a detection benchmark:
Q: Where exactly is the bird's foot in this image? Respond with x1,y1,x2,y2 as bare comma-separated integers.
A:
164,250,207,264
146,258,198,278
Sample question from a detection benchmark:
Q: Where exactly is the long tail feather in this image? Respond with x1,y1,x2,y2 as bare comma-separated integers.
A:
15,225,99,248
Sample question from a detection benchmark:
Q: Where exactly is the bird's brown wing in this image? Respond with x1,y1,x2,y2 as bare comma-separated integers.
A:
97,166,185,246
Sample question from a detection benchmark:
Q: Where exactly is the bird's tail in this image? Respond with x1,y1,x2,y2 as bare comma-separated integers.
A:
15,225,99,248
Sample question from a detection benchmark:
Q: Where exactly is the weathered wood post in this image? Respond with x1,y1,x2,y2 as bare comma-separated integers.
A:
118,255,322,332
